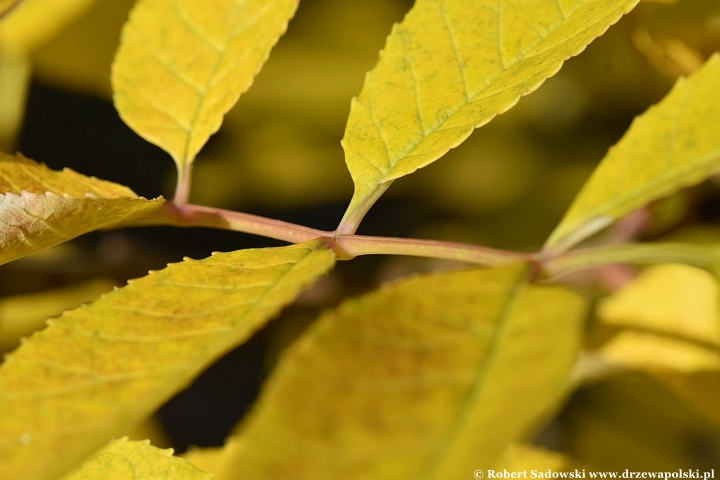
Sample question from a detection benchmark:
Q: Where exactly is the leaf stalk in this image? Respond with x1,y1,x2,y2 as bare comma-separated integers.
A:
125,201,529,266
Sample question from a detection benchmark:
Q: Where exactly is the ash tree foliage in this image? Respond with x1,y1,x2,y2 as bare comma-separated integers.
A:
0,0,719,478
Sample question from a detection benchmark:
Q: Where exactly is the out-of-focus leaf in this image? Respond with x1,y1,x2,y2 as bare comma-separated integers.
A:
0,48,29,151
226,264,586,479
0,0,95,52
495,443,569,471
112,0,298,179
546,54,720,253
183,438,240,480
61,438,212,480
125,416,172,450
32,0,135,98
598,264,720,344
593,262,720,374
595,263,720,428
339,0,640,229
600,331,720,372
0,278,115,351
633,29,705,78
564,374,717,471
0,0,18,18
0,153,163,267
632,0,720,78
0,241,335,480
660,372,720,426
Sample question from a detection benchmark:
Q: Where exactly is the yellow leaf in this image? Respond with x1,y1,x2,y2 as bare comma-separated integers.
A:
564,374,712,471
0,0,96,53
600,331,720,372
495,443,569,472
595,265,720,428
0,152,163,267
339,0,640,231
61,437,212,480
0,0,18,18
226,264,586,479
598,264,720,345
0,241,335,480
32,0,136,98
660,371,720,426
183,438,241,480
112,0,298,181
0,48,29,152
0,278,116,351
546,54,720,252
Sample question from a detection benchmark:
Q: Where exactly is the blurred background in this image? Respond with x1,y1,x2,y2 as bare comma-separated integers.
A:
1,0,720,469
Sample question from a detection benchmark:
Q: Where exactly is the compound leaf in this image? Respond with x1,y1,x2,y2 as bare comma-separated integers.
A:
0,241,335,480
340,0,639,229
61,438,212,480
546,54,720,252
227,264,586,479
0,152,163,266
112,0,298,180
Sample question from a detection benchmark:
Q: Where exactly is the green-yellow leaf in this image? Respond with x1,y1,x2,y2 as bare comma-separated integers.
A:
0,0,96,52
546,54,720,252
61,437,212,480
0,152,163,266
226,264,586,479
112,0,298,178
0,241,335,480
340,0,639,229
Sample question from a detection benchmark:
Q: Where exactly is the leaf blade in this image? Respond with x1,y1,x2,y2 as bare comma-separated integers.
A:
0,0,96,52
0,241,335,480
0,152,163,266
112,0,298,173
227,264,586,478
340,0,640,227
546,54,720,252
61,437,212,480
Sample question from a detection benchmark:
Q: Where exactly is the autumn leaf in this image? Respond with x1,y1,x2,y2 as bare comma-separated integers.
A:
0,0,19,19
338,0,640,232
0,0,96,52
599,264,720,345
183,438,241,480
495,443,570,471
546,54,720,253
0,152,163,266
61,438,212,480
112,0,298,189
0,278,116,351
596,264,720,372
595,264,720,427
0,241,335,480
225,264,586,479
